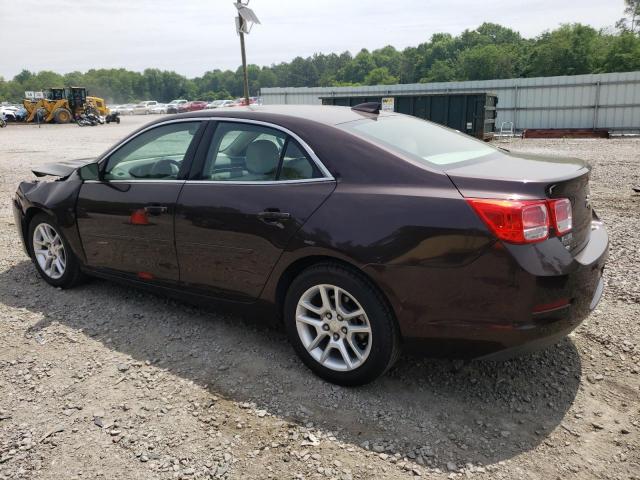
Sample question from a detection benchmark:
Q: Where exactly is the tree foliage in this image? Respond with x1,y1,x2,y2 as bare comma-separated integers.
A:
1,21,639,104
617,0,640,33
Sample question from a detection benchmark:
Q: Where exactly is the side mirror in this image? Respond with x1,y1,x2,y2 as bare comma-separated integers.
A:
78,163,100,181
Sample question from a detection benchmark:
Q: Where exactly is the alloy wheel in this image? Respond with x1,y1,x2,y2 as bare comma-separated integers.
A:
295,284,372,372
32,223,66,280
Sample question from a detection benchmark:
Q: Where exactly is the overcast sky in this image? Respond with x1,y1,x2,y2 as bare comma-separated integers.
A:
0,0,624,79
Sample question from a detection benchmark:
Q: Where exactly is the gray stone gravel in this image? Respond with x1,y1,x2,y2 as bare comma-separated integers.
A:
0,120,638,479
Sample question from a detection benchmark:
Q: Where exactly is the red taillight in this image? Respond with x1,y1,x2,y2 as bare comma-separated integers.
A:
468,197,573,244
467,199,549,244
549,198,572,235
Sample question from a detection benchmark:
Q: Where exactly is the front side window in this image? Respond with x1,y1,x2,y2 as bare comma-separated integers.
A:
201,122,322,182
104,122,200,180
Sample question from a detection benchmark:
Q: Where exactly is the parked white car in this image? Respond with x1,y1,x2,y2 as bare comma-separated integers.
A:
0,106,19,121
149,103,167,114
118,104,135,115
133,101,158,115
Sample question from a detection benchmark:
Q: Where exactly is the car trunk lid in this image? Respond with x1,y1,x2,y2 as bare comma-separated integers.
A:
444,151,592,253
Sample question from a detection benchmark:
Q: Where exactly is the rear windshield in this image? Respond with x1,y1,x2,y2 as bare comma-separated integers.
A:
339,115,495,166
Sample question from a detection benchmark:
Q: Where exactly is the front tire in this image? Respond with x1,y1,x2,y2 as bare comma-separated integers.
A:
284,263,400,386
28,213,85,288
53,108,72,124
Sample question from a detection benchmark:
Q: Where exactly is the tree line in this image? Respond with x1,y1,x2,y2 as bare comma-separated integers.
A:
1,21,639,105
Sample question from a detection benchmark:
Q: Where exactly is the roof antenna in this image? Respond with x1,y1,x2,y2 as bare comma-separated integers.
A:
351,102,381,114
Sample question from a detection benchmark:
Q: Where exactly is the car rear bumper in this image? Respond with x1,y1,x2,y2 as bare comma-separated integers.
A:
368,220,608,358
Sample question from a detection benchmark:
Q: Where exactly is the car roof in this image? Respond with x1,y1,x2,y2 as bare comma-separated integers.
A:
169,104,395,126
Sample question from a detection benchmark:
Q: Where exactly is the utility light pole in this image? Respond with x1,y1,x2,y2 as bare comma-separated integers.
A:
234,0,260,105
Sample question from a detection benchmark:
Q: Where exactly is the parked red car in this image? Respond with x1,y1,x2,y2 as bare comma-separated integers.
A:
184,101,208,112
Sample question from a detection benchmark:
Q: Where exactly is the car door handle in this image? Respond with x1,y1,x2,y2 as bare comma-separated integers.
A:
258,209,291,221
144,205,168,215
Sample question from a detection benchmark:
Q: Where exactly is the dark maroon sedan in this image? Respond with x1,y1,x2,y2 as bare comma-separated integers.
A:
12,105,608,385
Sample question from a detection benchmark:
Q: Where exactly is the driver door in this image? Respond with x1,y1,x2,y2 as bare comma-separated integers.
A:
76,121,204,282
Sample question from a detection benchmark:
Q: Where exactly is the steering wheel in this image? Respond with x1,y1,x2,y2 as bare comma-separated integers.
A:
149,158,181,177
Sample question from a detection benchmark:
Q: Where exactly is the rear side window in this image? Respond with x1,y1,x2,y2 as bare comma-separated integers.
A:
339,115,496,166
280,141,318,180
200,122,323,181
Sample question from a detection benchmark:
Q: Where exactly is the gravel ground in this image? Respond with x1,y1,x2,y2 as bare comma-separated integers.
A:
0,118,638,480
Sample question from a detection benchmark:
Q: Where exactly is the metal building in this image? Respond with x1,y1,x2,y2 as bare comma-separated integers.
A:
260,71,640,133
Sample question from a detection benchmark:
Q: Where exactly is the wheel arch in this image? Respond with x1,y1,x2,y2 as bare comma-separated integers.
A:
22,206,50,256
272,254,400,334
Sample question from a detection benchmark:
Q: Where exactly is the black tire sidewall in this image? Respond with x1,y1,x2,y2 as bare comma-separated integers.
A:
28,214,81,288
284,265,398,386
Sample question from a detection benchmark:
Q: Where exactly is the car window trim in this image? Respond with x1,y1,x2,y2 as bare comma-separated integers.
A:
275,136,290,180
183,178,335,185
93,116,334,185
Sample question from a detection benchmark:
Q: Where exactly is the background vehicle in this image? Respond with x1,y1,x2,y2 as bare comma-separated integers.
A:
207,99,235,109
76,106,100,126
149,103,167,114
184,101,208,112
0,105,19,121
206,100,225,109
231,97,260,107
119,104,136,115
22,87,111,124
166,99,188,113
133,101,158,115
12,105,608,386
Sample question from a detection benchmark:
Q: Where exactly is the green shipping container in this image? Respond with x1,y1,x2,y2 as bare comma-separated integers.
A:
320,92,498,140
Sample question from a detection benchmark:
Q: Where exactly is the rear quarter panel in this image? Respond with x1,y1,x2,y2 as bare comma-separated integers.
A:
260,177,497,334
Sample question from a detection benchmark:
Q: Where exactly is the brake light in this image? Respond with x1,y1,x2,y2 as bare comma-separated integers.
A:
467,199,549,244
549,198,572,234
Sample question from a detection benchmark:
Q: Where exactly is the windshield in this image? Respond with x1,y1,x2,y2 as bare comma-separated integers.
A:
339,115,495,167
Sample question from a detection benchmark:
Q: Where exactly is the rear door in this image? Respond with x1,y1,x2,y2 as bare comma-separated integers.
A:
77,120,205,281
175,120,336,301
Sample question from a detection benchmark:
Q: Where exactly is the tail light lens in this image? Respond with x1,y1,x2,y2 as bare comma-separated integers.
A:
468,197,572,244
467,199,549,244
549,198,572,234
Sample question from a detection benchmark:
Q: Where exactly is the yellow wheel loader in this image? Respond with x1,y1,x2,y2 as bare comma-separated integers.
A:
22,87,112,124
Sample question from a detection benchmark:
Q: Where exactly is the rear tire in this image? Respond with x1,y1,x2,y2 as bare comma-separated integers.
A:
284,263,400,386
28,213,85,288
53,108,72,124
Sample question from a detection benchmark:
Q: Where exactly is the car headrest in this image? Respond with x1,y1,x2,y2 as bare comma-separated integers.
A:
246,140,279,175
